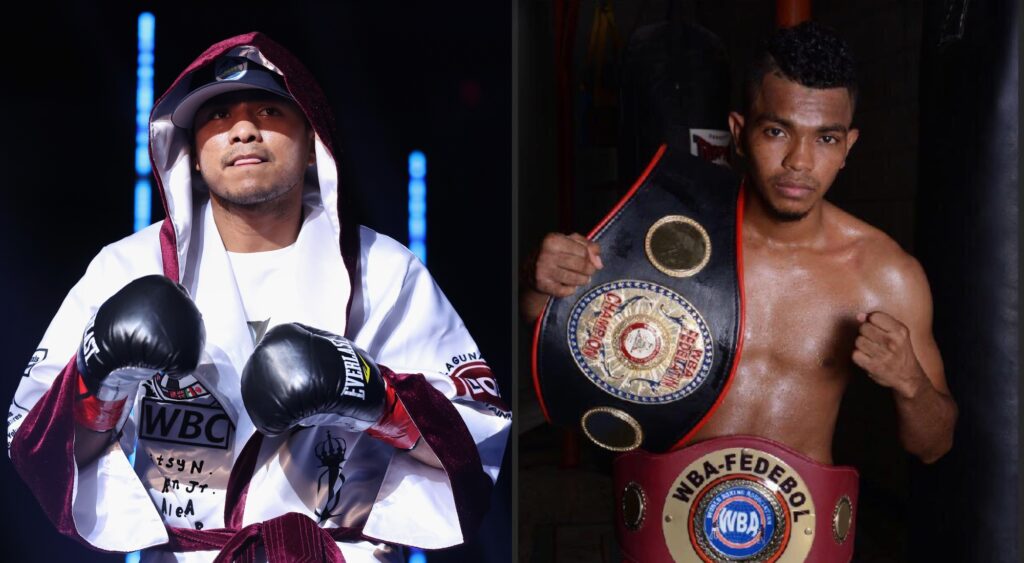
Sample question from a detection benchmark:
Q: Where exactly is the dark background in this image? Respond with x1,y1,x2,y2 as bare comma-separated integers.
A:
0,2,512,561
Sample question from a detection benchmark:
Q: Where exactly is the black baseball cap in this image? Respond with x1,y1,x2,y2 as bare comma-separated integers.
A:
171,56,293,128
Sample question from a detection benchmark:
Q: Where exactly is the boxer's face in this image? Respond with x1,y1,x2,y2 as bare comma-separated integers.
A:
193,90,314,208
729,73,858,221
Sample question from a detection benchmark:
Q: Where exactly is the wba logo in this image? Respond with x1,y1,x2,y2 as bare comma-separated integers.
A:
662,446,815,562
702,486,776,557
139,398,233,449
716,505,762,537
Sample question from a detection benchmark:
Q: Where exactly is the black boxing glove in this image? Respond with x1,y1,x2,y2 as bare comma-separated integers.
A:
242,323,421,450
75,275,205,432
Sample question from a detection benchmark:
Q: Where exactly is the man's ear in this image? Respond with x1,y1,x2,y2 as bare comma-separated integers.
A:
841,128,860,168
728,111,746,157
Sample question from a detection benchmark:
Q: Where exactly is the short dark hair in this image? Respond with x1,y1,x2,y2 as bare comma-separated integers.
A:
743,21,858,112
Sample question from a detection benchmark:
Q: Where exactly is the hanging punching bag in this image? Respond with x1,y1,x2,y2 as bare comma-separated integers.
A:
617,16,732,184
911,0,1018,561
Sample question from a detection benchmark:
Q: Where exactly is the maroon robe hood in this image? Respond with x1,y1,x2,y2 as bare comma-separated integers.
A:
149,32,360,302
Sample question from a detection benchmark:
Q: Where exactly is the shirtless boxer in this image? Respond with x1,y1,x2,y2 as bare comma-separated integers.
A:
523,22,956,467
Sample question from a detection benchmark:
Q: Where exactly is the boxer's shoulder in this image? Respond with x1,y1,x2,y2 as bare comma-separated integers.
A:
358,225,418,268
824,203,929,312
357,225,440,291
76,224,165,296
101,222,165,265
353,225,435,308
824,203,911,265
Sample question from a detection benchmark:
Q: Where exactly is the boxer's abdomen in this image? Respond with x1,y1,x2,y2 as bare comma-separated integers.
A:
690,348,849,464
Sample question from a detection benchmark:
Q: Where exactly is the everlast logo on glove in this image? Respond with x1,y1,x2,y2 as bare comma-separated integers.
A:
324,336,370,401
339,347,368,400
79,320,102,372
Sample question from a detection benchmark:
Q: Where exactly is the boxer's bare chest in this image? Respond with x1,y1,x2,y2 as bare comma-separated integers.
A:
692,232,882,462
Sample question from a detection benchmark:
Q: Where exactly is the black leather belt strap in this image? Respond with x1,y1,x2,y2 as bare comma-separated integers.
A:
532,144,744,453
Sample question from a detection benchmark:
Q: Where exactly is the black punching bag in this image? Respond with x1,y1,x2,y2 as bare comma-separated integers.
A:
911,1,1018,562
618,18,731,183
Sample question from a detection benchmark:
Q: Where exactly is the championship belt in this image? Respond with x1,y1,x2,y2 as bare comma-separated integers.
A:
531,144,744,452
614,436,859,562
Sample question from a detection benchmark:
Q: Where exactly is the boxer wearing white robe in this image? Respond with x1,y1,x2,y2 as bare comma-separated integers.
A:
7,32,510,562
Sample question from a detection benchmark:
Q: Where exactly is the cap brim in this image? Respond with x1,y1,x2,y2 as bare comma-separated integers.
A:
171,77,292,129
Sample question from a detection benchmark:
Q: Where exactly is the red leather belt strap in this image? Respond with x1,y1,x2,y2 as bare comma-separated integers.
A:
613,435,859,562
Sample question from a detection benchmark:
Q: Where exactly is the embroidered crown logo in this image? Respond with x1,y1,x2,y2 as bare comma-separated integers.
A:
314,430,348,523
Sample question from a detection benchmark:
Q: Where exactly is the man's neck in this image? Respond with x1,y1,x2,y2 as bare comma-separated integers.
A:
742,186,828,247
210,194,303,253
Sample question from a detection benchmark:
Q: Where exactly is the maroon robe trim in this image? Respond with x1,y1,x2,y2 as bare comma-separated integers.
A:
164,513,360,563
8,357,118,552
9,358,492,556
374,370,493,543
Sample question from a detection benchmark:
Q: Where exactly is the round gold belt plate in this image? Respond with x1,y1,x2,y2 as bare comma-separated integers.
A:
580,407,644,452
645,215,712,278
567,280,714,404
662,447,816,562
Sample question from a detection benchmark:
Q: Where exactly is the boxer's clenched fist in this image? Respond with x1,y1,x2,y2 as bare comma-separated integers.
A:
242,323,421,450
852,311,928,398
530,233,603,298
76,275,205,432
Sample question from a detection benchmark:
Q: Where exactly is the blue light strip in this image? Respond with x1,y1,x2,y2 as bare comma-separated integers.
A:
127,13,155,563
134,12,155,233
408,151,427,264
407,152,426,563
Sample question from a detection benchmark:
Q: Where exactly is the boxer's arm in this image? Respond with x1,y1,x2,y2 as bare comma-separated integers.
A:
9,242,174,552
353,228,507,547
853,257,957,464
520,232,602,322
73,276,204,467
